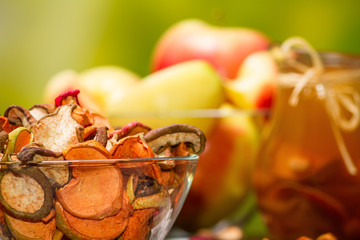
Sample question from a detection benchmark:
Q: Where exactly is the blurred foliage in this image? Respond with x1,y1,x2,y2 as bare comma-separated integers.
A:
0,0,360,113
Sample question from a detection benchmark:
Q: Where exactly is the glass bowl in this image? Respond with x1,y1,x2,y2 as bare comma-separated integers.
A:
0,155,198,240
107,107,269,235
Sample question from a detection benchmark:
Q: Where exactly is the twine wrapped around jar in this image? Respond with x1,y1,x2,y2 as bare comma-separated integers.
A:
277,37,360,175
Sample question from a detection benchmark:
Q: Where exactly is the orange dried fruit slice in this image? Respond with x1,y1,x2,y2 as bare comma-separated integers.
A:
5,213,56,240
110,135,163,184
122,208,156,240
31,104,84,153
0,116,17,133
63,140,110,160
0,166,53,220
56,156,123,219
55,194,132,240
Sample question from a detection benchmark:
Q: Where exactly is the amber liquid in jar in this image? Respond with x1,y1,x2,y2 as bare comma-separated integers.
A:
254,54,360,240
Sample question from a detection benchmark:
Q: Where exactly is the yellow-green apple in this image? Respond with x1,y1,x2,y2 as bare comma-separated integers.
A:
175,103,260,231
105,60,225,132
224,50,278,109
151,19,270,80
43,66,140,114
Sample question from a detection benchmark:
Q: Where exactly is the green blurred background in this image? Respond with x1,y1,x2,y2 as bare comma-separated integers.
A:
1,0,360,113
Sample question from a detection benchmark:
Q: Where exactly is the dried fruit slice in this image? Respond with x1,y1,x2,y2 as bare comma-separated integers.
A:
62,140,110,160
55,89,80,107
109,121,151,140
0,116,17,133
122,208,156,240
55,195,132,240
56,163,123,219
4,105,37,129
132,189,170,210
18,146,69,188
144,123,206,155
0,166,53,220
0,131,8,154
4,127,34,156
31,104,84,153
5,212,56,240
29,104,56,121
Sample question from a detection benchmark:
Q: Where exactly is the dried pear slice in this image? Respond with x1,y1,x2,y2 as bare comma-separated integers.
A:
30,104,84,153
55,195,132,240
0,166,53,220
5,212,56,240
109,121,151,140
122,208,155,240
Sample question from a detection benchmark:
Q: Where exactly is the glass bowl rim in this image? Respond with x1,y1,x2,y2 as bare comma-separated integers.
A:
0,154,199,166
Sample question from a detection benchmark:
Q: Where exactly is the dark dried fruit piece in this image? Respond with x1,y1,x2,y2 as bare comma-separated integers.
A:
144,124,206,155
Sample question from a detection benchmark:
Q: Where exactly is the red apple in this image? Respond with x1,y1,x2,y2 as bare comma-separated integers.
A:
224,50,278,109
151,19,270,80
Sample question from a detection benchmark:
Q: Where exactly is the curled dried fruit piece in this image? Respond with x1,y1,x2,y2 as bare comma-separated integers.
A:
0,116,16,133
55,89,80,107
4,105,37,129
144,124,206,155
29,104,56,121
31,104,84,153
0,166,53,220
18,146,69,188
109,121,151,140
110,135,163,184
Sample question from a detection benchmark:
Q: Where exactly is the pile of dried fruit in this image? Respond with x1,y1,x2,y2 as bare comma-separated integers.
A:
0,90,206,240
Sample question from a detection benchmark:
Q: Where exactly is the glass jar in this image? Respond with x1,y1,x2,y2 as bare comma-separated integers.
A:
254,38,360,240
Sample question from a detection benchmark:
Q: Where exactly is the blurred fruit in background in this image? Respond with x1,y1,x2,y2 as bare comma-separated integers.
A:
151,19,270,80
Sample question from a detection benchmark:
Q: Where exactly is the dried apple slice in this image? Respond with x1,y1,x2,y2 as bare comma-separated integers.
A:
122,208,156,240
57,141,122,220
56,164,123,220
31,104,84,153
62,140,110,160
0,166,53,220
55,195,132,240
5,212,56,240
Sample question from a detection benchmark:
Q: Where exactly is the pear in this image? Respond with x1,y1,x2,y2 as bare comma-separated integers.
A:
106,60,225,133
